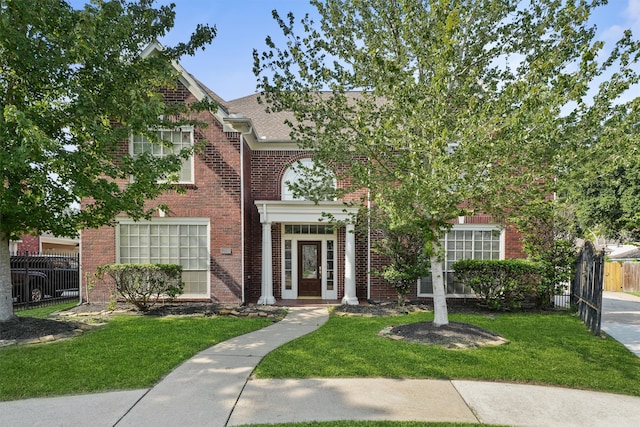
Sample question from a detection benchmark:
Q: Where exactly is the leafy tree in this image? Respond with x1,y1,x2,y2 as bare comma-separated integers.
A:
0,0,216,321
510,199,577,308
565,162,640,242
254,0,639,325
370,201,432,305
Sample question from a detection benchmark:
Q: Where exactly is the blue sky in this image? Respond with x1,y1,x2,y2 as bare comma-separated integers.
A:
161,0,640,101
159,0,316,100
75,1,640,101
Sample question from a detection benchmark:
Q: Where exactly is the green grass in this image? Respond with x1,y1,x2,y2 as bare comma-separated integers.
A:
628,292,640,298
15,302,78,319
1,306,271,401
255,310,640,396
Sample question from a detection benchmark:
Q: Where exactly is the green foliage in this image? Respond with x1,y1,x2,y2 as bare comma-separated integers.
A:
0,0,215,319
370,205,432,304
452,259,542,310
566,163,640,241
0,0,216,238
511,200,578,308
96,263,184,312
254,0,639,322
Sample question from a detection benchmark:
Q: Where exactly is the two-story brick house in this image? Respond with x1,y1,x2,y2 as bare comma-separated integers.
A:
81,49,525,306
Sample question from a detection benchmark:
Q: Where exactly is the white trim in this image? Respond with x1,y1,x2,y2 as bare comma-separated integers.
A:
115,217,210,299
257,201,358,302
258,221,275,304
281,229,338,300
342,223,358,305
250,141,301,150
255,200,356,223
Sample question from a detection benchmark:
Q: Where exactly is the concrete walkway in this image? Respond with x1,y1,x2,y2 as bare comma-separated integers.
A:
2,304,640,426
602,291,640,357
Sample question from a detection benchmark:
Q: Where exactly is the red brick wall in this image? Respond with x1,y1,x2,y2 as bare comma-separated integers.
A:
248,151,308,301
242,138,254,301
504,223,525,259
246,151,369,302
80,80,527,305
15,235,40,254
366,215,527,303
82,83,244,304
81,225,116,303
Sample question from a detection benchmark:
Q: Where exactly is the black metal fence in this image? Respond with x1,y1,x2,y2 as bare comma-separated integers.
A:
11,252,80,311
571,241,604,335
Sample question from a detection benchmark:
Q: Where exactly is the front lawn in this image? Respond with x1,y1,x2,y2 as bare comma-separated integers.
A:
0,308,271,401
255,310,640,396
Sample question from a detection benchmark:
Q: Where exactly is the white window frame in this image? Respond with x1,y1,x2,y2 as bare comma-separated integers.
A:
418,225,504,298
116,217,210,298
130,127,195,184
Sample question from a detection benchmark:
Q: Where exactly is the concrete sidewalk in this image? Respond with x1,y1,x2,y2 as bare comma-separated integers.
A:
230,378,640,427
602,291,640,357
2,305,640,427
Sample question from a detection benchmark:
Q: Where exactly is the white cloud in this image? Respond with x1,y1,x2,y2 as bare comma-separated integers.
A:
598,1,640,48
626,0,640,33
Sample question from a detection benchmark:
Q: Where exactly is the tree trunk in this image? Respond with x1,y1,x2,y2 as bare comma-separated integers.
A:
431,240,449,326
0,233,15,321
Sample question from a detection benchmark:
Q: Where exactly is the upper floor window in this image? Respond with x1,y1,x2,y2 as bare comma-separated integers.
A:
130,128,194,184
281,158,336,201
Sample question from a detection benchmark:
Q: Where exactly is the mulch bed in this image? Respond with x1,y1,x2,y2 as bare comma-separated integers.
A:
334,301,509,349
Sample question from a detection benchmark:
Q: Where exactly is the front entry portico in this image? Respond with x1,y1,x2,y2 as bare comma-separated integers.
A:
256,201,359,305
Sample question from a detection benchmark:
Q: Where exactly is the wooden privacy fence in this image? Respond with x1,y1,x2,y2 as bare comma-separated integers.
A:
604,261,640,292
572,241,604,335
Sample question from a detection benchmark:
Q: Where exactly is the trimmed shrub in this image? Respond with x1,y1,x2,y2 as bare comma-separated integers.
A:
96,264,184,312
453,259,543,310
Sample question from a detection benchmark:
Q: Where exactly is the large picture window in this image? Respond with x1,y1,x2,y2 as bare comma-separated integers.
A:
419,226,503,296
117,219,209,296
131,129,194,183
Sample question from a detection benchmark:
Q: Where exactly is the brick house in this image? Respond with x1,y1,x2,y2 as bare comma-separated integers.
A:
81,48,525,305
11,233,79,255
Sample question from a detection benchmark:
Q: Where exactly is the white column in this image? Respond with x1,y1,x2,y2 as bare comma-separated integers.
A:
258,221,276,305
342,223,358,305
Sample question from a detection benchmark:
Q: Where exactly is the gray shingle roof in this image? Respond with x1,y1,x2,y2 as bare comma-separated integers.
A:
227,93,295,142
226,91,380,142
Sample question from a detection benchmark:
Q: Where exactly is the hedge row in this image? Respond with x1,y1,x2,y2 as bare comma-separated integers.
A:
452,259,543,310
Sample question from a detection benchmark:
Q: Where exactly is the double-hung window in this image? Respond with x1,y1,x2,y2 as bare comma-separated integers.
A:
419,226,503,297
117,219,209,296
131,128,194,184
